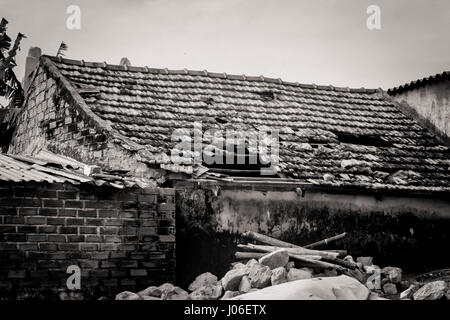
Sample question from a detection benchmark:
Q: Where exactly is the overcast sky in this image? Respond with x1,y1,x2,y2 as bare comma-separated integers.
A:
1,0,449,90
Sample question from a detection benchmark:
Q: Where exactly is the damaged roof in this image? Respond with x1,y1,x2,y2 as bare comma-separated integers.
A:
0,150,150,189
39,56,450,192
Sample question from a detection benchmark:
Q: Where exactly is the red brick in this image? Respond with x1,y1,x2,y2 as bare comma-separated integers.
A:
98,209,118,218
79,226,97,234
39,243,57,251
80,243,98,251
65,200,83,208
99,227,119,235
18,208,38,216
47,217,65,225
5,216,24,224
77,210,96,218
66,218,84,226
48,234,66,242
39,208,58,216
38,226,57,233
18,243,38,250
26,217,46,225
58,243,79,251
67,235,84,242
58,209,77,217
59,226,77,234
27,234,47,242
43,199,64,207
130,269,147,277
57,191,78,199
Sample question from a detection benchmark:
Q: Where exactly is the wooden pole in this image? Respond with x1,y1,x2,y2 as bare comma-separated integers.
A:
235,252,265,260
304,232,347,249
242,231,300,248
237,243,340,259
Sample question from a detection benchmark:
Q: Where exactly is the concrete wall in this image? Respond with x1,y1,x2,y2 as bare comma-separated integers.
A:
175,182,450,288
392,80,450,139
0,182,175,299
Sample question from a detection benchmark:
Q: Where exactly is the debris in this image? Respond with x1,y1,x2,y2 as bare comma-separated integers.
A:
356,257,373,267
232,275,370,300
220,291,242,300
271,267,287,286
161,286,190,300
285,261,295,271
188,272,218,292
221,268,247,291
382,283,398,295
115,291,140,300
248,265,272,289
287,268,313,281
190,283,223,300
238,276,252,293
137,286,161,298
400,284,419,299
382,266,402,284
413,281,447,300
258,249,289,270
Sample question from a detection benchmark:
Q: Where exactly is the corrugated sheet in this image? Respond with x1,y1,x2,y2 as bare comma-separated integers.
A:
0,151,150,189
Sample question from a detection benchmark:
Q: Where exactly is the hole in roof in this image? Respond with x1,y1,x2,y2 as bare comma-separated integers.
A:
201,97,214,105
258,90,276,101
203,144,278,177
335,132,392,147
215,117,228,124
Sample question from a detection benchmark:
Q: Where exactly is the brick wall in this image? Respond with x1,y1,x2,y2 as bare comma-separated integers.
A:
8,63,163,183
0,181,175,299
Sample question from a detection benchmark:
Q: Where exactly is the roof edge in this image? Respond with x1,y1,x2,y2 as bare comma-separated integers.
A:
41,56,145,152
43,55,382,94
388,71,450,95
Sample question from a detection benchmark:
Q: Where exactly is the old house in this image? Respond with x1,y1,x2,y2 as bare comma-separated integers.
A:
1,50,450,293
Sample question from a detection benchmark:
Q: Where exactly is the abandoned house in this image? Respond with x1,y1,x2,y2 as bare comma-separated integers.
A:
1,50,449,297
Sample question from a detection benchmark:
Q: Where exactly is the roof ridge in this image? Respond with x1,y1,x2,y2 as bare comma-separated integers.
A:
388,70,450,95
43,55,380,94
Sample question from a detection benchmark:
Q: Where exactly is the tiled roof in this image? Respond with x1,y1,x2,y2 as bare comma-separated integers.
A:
41,56,450,193
0,150,150,188
388,71,450,95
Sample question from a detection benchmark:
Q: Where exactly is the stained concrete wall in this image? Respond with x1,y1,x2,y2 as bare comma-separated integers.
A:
175,182,450,288
392,80,450,139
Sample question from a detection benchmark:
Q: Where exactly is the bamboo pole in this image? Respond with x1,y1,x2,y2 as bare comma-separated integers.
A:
304,232,347,249
242,231,300,248
237,243,340,259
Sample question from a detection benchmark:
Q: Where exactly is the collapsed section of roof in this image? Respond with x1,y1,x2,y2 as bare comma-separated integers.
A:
38,56,450,193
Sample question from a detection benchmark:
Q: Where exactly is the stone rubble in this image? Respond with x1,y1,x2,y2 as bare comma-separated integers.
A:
114,232,450,300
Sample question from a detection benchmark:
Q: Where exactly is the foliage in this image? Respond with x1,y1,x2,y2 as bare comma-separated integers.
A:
0,18,26,108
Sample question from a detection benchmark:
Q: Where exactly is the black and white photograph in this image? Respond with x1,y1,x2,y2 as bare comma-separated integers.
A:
0,0,449,309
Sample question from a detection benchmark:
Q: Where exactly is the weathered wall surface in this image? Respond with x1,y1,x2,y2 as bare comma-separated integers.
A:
392,80,450,139
175,183,450,288
0,182,175,299
8,64,164,183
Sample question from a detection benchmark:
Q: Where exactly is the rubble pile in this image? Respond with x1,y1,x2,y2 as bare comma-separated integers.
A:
115,231,449,300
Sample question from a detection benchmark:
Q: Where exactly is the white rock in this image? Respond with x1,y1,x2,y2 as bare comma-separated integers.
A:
137,286,162,298
271,267,287,286
239,276,252,293
188,272,218,292
287,268,313,282
190,283,223,300
258,249,289,270
381,267,402,284
221,268,247,291
249,265,272,289
413,281,447,300
115,291,140,300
